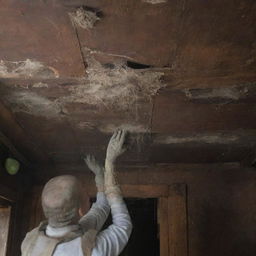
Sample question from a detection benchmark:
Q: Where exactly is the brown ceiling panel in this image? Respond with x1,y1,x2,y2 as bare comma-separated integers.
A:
0,1,85,77
163,73,256,90
149,131,256,163
74,0,182,67
152,87,256,133
174,0,256,76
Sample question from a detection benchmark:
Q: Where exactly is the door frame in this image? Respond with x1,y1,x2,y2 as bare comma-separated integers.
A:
87,183,188,256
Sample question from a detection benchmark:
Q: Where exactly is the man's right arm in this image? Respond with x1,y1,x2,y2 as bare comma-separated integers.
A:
92,130,133,256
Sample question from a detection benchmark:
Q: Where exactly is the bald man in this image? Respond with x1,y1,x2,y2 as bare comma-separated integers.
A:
21,130,132,256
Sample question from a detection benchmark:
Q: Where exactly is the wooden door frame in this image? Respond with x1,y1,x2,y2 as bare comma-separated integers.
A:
87,183,188,256
0,185,18,256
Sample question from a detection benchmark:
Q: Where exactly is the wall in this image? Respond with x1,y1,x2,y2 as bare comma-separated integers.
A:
21,163,256,256
0,164,32,256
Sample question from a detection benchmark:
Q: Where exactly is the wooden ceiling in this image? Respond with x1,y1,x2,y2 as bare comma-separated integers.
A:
0,0,256,175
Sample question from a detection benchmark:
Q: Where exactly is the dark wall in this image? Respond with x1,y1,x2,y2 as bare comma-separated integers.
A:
22,163,256,256
0,164,32,256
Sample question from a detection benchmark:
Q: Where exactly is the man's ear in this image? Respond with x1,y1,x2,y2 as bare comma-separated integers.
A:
79,207,83,217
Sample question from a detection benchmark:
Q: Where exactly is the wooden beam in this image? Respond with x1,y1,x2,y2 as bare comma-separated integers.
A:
150,130,256,163
168,184,188,256
158,197,169,256
152,89,256,134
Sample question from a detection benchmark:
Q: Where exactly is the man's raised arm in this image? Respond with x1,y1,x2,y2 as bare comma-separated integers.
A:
79,155,110,232
92,130,133,256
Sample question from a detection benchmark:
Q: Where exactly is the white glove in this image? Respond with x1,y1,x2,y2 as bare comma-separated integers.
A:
84,155,104,192
105,130,127,202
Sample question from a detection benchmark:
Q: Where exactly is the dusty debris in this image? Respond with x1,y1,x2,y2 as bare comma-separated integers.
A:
69,7,100,29
0,59,59,79
63,55,165,110
1,55,165,117
6,91,62,118
1,51,165,118
142,0,168,4
184,87,249,101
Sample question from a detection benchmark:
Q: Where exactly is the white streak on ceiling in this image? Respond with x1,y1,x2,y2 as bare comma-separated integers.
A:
0,59,59,79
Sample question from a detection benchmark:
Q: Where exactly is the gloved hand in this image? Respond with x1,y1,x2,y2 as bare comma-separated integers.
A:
84,154,104,192
105,130,127,202
106,130,127,163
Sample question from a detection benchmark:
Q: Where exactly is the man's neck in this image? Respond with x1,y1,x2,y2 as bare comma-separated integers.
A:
46,224,80,238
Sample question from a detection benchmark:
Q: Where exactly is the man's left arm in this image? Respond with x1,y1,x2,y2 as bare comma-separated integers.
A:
79,155,110,232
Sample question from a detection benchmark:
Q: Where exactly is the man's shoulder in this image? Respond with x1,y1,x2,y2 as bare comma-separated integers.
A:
21,221,49,253
21,225,41,255
24,223,42,240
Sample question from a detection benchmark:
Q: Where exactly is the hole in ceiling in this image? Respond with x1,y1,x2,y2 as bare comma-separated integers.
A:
126,61,153,69
81,6,104,18
103,63,116,69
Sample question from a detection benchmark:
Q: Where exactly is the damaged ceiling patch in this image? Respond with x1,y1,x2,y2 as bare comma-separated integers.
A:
142,0,168,4
154,134,239,145
63,55,165,110
5,91,62,118
184,87,249,101
69,7,100,29
0,59,59,79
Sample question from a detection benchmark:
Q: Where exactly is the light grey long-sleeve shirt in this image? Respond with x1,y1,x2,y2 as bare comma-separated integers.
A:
46,192,132,256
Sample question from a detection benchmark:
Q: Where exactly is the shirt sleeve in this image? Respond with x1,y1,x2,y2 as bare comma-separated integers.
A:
91,200,133,256
79,192,110,232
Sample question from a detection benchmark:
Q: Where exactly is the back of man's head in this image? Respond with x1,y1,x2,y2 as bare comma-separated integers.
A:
42,175,81,228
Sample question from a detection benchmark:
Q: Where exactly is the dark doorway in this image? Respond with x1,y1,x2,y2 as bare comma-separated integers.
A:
91,197,160,256
121,198,159,256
